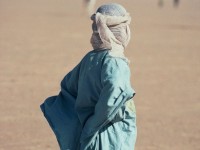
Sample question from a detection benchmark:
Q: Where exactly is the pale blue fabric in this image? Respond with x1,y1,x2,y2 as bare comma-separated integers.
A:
96,3,127,16
40,49,136,150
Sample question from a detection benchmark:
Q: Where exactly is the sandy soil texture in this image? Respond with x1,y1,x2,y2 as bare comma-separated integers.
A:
0,0,200,149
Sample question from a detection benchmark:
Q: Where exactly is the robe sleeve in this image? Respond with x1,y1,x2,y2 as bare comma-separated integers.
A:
80,56,135,143
60,62,81,98
40,62,82,150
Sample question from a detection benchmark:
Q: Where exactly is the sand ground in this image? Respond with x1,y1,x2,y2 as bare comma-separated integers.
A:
0,0,200,149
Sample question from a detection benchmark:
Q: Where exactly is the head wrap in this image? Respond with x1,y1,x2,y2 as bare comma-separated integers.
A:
90,3,131,59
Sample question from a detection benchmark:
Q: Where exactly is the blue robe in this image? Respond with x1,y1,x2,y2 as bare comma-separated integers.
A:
40,49,137,150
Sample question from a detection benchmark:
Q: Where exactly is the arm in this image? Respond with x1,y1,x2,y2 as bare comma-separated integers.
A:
80,57,135,142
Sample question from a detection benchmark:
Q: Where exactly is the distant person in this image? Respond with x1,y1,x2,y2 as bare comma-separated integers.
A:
84,0,96,15
158,0,164,7
40,3,137,150
158,0,180,8
174,0,180,7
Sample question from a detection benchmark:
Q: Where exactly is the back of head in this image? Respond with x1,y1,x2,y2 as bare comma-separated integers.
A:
90,3,131,56
96,3,127,16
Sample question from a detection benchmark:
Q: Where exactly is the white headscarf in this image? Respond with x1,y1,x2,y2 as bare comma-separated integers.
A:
90,4,131,59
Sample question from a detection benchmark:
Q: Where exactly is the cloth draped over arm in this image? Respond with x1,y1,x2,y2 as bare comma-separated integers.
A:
40,63,82,150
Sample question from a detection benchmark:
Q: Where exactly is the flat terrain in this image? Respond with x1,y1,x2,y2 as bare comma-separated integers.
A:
0,0,200,149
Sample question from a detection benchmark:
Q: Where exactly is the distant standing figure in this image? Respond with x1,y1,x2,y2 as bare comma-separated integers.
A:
84,0,96,15
173,0,180,7
158,0,180,8
40,3,137,150
158,0,164,7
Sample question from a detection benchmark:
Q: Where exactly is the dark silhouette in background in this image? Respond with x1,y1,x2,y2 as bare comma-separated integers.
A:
158,0,180,8
158,0,164,7
173,0,180,7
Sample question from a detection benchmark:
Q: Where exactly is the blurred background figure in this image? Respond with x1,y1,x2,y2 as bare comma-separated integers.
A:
173,0,180,7
84,0,96,15
158,0,180,8
158,0,164,7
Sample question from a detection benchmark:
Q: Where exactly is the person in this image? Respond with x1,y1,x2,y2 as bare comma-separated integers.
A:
158,0,164,7
158,0,180,8
40,3,137,150
173,0,180,7
84,0,96,15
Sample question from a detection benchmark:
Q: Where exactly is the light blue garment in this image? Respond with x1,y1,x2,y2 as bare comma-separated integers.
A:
40,49,137,150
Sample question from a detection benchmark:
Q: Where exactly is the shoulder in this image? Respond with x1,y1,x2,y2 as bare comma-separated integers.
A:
103,53,130,72
101,54,131,83
80,49,109,63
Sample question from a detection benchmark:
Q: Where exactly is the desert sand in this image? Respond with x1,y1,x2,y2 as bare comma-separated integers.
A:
0,0,200,149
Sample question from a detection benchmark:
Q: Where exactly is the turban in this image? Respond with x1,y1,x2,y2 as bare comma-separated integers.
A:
90,3,131,58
